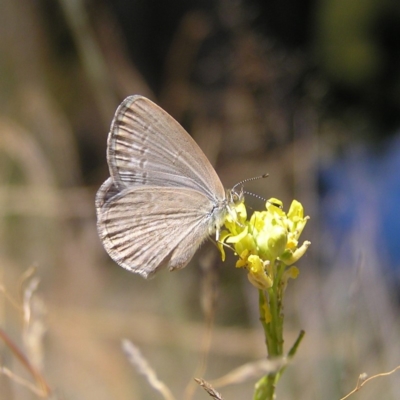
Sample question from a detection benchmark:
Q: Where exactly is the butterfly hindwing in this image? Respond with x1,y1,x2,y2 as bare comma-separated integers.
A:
96,184,217,278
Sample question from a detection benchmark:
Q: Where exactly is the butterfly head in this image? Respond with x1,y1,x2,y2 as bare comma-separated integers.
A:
226,185,244,207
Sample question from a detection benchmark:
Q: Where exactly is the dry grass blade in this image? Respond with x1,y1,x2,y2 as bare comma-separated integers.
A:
0,365,47,398
0,327,51,397
194,378,224,400
0,283,22,311
184,251,218,400
121,339,176,400
340,366,400,400
209,358,287,388
21,266,40,324
21,271,47,370
0,269,51,396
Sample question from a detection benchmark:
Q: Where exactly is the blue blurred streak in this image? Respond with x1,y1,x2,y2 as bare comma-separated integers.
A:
319,134,400,277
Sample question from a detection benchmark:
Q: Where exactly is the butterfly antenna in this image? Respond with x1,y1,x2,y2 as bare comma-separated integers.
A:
232,173,269,192
244,191,267,202
233,174,269,203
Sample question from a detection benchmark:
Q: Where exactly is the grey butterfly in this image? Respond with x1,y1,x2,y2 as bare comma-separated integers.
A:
96,95,242,278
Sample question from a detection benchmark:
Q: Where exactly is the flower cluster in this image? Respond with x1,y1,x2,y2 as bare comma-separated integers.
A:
219,198,310,290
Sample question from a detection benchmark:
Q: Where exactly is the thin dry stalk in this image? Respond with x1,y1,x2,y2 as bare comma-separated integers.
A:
122,339,177,400
209,358,287,388
194,378,224,400
340,366,400,400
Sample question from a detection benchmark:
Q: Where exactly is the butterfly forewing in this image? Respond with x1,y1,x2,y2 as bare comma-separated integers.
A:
108,96,225,201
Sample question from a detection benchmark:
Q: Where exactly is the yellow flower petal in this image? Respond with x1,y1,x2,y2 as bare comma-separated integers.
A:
247,256,273,290
280,241,311,265
226,226,249,244
217,230,232,261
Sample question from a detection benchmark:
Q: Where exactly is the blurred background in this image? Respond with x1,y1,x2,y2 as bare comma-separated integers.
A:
1,0,400,399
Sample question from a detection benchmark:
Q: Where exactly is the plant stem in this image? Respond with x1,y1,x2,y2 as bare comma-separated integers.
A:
254,262,287,400
253,375,277,400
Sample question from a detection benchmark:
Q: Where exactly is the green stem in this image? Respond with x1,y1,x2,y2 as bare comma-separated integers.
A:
253,375,276,400
258,290,270,349
267,286,280,356
288,330,305,358
254,262,288,400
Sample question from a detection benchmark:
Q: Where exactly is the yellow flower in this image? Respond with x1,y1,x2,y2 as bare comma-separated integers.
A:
219,198,310,289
